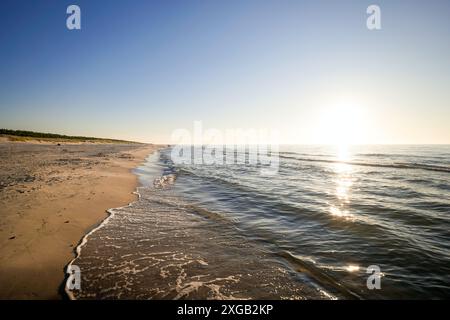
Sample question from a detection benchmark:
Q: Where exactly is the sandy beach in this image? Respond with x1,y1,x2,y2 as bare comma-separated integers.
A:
0,140,158,299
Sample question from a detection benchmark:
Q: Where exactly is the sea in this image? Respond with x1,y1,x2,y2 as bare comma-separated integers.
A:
66,145,450,299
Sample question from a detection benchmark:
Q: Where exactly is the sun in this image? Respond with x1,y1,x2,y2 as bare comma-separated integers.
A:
314,102,367,148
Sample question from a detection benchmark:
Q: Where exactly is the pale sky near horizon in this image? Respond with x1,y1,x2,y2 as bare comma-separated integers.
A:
0,0,449,144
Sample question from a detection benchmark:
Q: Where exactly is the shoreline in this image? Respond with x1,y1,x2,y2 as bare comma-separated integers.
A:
64,187,144,300
65,148,329,300
0,141,158,299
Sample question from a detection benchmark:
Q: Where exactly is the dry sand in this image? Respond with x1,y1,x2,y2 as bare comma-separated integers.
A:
0,141,158,299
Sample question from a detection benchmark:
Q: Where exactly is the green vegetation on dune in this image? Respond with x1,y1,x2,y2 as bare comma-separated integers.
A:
0,129,140,144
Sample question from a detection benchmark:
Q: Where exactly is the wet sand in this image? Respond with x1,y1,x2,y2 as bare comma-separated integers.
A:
0,141,158,299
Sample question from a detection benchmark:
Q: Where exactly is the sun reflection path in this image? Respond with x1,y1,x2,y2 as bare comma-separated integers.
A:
329,146,356,221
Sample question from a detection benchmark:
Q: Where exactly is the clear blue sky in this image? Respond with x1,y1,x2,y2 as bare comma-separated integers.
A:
1,0,449,143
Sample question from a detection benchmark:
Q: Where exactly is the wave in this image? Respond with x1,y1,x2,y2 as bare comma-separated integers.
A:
279,155,450,173
64,189,142,300
279,251,361,299
66,146,450,299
